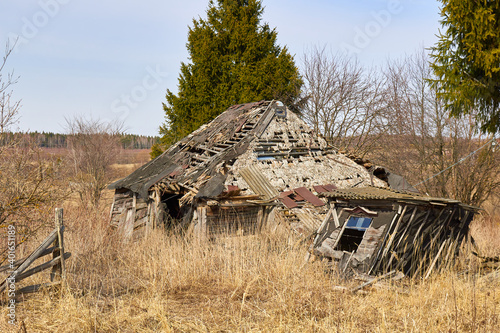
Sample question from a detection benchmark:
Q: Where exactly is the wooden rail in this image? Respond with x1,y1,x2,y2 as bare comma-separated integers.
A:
0,208,70,295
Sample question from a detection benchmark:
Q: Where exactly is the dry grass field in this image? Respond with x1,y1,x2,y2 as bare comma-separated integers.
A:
0,149,499,332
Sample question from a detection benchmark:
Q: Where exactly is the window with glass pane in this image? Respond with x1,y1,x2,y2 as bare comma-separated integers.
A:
335,216,373,253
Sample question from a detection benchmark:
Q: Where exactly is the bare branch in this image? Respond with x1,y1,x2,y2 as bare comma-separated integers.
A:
65,116,124,207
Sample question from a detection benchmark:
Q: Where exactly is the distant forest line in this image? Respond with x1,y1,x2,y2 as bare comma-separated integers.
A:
0,131,159,149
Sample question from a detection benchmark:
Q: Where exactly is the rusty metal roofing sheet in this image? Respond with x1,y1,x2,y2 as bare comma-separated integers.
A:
279,191,293,198
293,193,305,201
280,196,298,209
323,184,337,191
239,164,279,200
294,187,325,207
313,185,328,193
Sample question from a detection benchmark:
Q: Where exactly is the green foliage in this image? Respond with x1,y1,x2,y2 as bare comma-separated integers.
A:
156,0,302,155
150,143,164,159
431,0,500,133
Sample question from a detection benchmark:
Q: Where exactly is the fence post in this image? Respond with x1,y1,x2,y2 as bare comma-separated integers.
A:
51,208,66,284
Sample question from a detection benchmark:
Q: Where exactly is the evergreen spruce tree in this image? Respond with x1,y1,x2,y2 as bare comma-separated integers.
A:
153,0,302,156
431,0,500,134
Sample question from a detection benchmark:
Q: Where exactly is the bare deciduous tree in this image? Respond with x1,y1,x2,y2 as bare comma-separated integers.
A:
66,116,123,207
0,41,20,137
376,49,500,206
301,46,388,155
0,41,63,262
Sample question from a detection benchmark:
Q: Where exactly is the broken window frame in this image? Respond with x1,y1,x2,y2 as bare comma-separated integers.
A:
333,215,373,253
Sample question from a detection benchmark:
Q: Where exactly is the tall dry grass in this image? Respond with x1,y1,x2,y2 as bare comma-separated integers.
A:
0,202,498,332
0,149,498,332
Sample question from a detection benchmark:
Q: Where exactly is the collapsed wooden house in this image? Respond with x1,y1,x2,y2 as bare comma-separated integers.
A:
311,186,478,278
109,100,478,276
109,100,395,238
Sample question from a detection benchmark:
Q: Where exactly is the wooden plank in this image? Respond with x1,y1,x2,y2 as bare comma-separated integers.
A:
351,271,397,293
133,216,148,230
424,240,448,279
256,206,264,232
194,206,207,239
136,202,148,210
122,208,135,239
17,253,71,283
0,247,56,273
387,206,417,268
295,209,321,233
381,205,408,260
311,205,335,250
293,187,324,207
368,207,403,275
332,208,340,228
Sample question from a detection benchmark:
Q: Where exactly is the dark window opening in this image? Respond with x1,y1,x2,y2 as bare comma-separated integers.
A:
335,216,372,253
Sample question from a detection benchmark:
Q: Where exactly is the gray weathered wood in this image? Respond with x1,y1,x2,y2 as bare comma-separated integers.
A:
17,252,71,282
351,270,397,293
0,228,60,292
387,206,417,268
51,208,66,282
424,239,448,279
0,247,55,273
381,205,408,260
368,206,403,275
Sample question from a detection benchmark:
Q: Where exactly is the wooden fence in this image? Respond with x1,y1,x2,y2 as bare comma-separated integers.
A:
0,208,70,295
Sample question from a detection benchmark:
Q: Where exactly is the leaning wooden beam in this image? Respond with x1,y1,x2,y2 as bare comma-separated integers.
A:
411,210,431,244
368,205,406,275
0,247,56,273
0,228,60,293
424,239,448,279
442,237,459,271
381,205,408,259
305,205,336,265
16,252,71,283
311,205,334,247
387,206,418,268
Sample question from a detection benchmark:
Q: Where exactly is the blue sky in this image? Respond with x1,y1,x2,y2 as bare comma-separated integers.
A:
1,0,441,136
